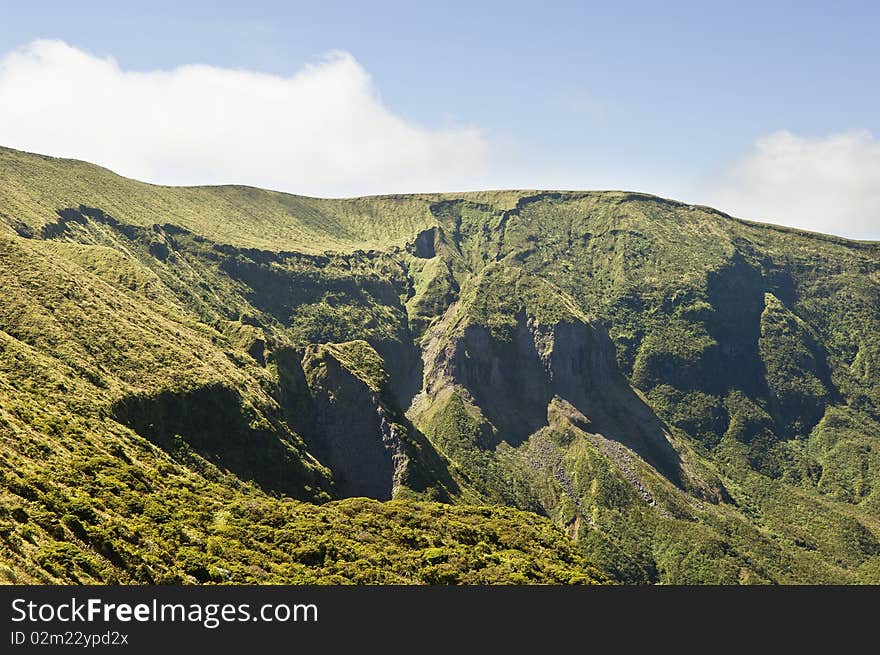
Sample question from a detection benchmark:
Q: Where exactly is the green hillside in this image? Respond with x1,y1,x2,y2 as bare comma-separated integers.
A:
1,145,879,584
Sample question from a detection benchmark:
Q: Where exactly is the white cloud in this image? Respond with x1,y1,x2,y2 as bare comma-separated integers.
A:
699,130,880,241
0,40,489,197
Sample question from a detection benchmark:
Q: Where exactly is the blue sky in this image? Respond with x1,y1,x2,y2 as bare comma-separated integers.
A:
0,0,878,238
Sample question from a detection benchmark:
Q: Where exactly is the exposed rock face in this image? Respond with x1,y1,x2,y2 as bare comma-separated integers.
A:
438,316,555,444
409,227,442,259
421,299,683,484
300,347,409,500
426,314,614,444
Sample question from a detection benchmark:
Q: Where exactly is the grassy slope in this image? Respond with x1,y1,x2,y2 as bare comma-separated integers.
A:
0,232,604,583
0,147,439,252
1,145,880,584
0,147,607,584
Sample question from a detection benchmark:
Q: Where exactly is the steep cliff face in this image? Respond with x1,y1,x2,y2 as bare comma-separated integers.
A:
284,341,458,502
299,344,409,500
417,268,683,485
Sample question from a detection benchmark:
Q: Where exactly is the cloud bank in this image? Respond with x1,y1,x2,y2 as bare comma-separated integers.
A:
0,40,489,197
1,41,876,240
701,130,880,241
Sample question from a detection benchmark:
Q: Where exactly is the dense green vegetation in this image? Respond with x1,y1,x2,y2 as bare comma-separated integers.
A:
1,145,879,584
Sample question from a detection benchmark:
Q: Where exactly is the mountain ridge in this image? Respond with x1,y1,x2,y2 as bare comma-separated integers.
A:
4,145,876,251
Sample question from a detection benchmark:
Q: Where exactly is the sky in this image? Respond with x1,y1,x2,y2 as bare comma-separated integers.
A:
0,0,877,239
